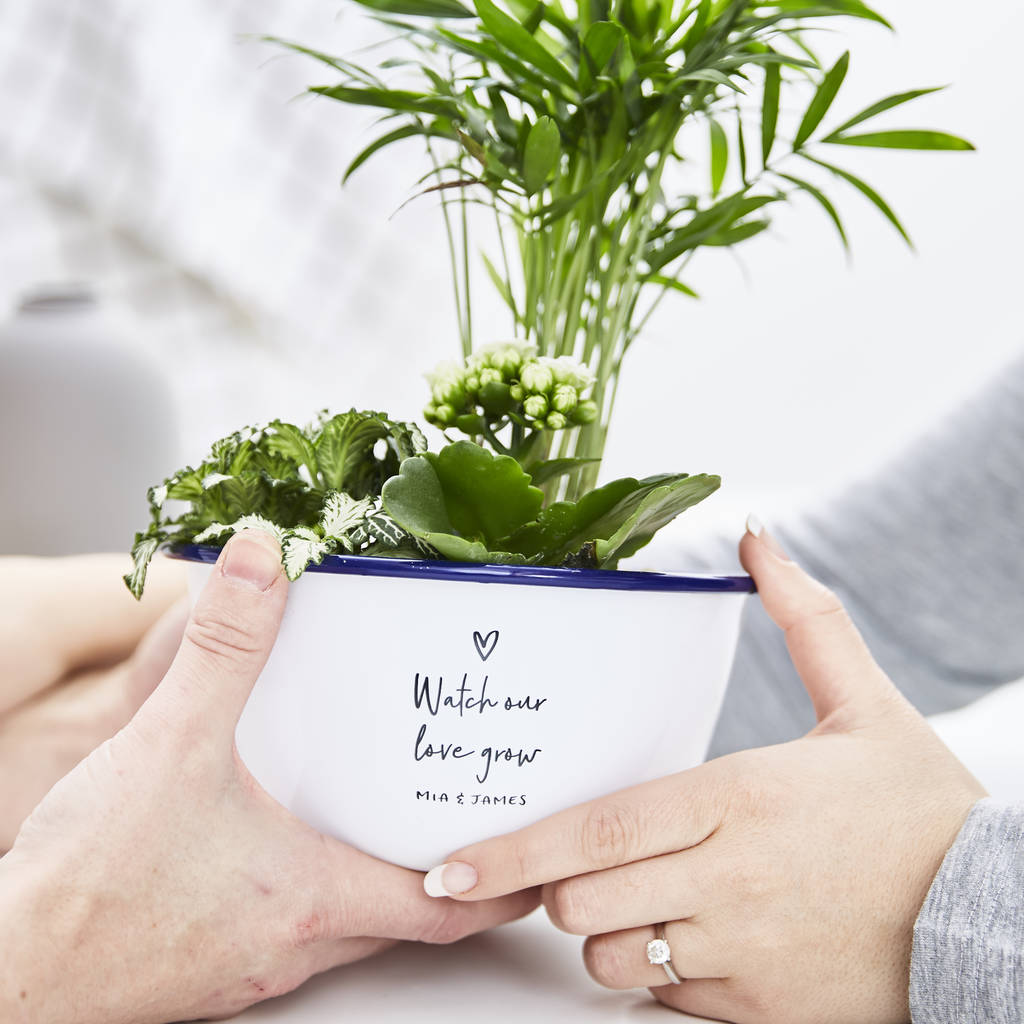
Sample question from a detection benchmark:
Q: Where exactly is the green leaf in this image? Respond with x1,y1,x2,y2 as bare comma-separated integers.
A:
264,420,318,478
595,474,721,567
704,218,771,245
472,0,576,89
803,154,912,246
580,21,624,90
680,0,711,52
163,470,204,503
263,38,384,84
526,457,600,486
344,125,441,183
761,62,780,166
282,528,332,580
793,50,850,149
310,85,458,118
379,450,534,564
646,193,781,272
645,274,700,298
427,442,543,545
822,129,975,150
482,251,518,314
827,86,945,136
380,456,453,535
709,119,728,197
765,0,891,28
205,474,269,522
420,534,532,564
681,68,744,92
124,533,162,600
382,443,544,551
319,492,376,542
776,172,848,248
736,105,749,183
501,477,643,560
351,0,474,13
523,116,561,195
313,411,422,498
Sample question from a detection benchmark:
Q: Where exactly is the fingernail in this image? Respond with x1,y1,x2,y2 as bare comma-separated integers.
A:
745,513,790,561
423,862,478,898
220,531,282,590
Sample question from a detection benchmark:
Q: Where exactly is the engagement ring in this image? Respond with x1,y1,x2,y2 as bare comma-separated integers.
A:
646,927,683,985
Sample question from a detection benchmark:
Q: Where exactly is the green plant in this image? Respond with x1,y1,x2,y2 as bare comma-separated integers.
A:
125,405,718,596
270,0,971,500
125,0,972,596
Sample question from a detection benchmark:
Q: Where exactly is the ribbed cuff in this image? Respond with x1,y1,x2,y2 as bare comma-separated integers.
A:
910,798,1024,1023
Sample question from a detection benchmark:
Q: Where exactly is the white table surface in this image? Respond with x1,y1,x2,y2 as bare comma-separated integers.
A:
235,678,1024,1024
234,909,711,1024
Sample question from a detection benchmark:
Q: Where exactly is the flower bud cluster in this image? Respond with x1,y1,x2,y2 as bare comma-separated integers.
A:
424,343,598,433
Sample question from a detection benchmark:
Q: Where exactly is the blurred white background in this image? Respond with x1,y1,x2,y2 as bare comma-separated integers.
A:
1,0,1021,553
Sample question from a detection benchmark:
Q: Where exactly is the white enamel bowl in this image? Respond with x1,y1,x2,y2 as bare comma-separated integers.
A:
177,548,752,870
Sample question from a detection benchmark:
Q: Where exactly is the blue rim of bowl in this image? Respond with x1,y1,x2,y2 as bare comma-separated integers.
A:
170,544,755,594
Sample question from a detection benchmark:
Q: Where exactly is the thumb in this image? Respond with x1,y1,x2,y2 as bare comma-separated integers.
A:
143,531,288,740
325,840,540,945
739,515,894,725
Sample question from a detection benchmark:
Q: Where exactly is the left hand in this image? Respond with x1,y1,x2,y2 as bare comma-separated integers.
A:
0,554,186,850
420,525,986,1024
0,531,537,1024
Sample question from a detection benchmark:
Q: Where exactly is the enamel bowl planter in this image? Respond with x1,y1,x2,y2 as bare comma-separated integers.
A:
175,546,752,871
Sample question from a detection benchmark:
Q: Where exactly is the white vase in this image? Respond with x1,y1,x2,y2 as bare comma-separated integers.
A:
180,549,751,870
0,284,179,556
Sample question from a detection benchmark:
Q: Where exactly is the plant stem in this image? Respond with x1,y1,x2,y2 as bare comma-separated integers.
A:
461,180,473,355
426,137,467,356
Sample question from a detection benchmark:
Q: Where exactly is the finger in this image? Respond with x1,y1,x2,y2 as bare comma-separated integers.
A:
651,978,738,1021
543,851,703,936
119,598,189,712
583,921,729,990
0,553,186,713
327,840,541,944
740,516,894,723
423,764,728,901
142,531,288,739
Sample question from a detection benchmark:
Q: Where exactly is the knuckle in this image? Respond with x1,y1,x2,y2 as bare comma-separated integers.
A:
290,910,332,950
787,596,850,638
231,961,315,1012
184,608,261,667
287,837,351,951
579,803,639,869
735,982,777,1020
582,934,635,989
510,839,536,887
548,877,598,935
720,853,769,903
722,759,789,820
418,902,472,945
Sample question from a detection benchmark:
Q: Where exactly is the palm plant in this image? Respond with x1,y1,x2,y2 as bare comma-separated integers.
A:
271,0,969,501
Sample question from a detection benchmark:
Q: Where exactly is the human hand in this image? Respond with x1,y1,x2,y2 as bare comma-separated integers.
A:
0,553,186,714
0,532,537,1024
0,554,186,850
420,522,986,1024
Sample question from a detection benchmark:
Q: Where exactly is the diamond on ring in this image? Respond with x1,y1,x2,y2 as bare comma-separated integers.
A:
646,938,671,965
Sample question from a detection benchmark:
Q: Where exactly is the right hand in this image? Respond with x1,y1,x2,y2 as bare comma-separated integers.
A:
1,531,538,1024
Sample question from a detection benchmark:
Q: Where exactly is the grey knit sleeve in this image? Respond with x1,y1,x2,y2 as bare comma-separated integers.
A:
705,349,1024,758
910,799,1024,1023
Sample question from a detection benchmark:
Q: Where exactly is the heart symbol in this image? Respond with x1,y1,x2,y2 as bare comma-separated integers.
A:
473,630,500,662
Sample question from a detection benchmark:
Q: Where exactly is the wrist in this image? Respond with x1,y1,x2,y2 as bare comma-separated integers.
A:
0,855,48,1022
0,852,90,1024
